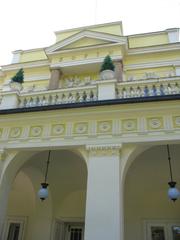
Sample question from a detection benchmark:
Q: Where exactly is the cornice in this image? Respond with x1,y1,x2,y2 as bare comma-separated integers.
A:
124,59,180,70
127,42,180,55
1,60,50,71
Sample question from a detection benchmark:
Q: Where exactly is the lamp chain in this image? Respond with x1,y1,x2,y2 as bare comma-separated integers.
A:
44,150,51,183
167,145,173,182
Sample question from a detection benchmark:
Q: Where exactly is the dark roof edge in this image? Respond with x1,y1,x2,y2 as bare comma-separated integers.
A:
0,94,180,115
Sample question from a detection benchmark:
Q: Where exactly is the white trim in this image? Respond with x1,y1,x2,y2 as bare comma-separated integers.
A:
46,30,127,54
1,60,50,71
2,216,27,240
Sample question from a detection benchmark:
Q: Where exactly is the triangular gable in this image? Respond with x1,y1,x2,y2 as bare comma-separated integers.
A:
46,30,126,54
61,37,110,50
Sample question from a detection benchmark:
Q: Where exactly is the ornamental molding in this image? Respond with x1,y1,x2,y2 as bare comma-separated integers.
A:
50,55,122,69
86,144,122,156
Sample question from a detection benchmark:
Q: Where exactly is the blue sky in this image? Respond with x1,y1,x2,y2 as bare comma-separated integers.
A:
0,0,180,65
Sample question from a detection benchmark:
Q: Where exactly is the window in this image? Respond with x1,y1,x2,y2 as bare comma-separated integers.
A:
144,220,180,240
53,220,84,240
2,216,27,240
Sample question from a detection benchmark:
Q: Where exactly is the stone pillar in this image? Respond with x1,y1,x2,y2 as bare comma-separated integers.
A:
84,144,123,240
48,69,62,90
97,79,117,100
0,91,19,109
0,149,10,238
114,60,123,82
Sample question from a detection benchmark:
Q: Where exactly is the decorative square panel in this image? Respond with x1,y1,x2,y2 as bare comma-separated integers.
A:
9,127,22,138
73,122,88,135
29,126,43,137
147,117,164,130
51,124,65,136
173,116,180,128
122,119,137,132
97,121,112,134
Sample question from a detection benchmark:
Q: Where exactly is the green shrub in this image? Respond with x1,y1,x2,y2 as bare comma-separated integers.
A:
100,55,115,72
11,68,24,84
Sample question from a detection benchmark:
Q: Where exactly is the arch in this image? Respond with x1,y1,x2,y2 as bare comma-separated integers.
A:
0,147,88,239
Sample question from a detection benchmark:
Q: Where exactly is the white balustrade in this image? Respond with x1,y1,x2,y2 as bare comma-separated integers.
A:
18,86,98,108
116,80,180,99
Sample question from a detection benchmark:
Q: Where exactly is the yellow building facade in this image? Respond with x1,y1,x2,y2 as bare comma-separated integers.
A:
0,21,180,240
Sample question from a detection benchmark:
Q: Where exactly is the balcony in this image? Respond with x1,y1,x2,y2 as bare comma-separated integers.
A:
0,71,180,111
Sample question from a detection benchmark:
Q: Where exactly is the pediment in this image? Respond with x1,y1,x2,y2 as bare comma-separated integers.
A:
46,30,127,54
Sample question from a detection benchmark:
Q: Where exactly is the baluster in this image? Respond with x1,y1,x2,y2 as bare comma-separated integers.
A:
167,84,172,95
26,97,32,107
47,95,52,105
82,91,87,101
75,92,80,102
172,83,179,94
130,87,135,97
144,86,149,97
135,86,142,97
159,84,165,95
90,90,96,101
151,85,157,96
19,98,25,108
61,93,67,103
68,92,74,103
122,88,127,98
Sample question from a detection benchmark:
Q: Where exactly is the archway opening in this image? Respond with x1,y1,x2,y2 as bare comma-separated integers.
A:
124,145,180,240
2,149,87,240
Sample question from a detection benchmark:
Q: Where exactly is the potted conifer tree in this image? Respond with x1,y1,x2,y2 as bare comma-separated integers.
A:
10,68,24,91
100,55,115,80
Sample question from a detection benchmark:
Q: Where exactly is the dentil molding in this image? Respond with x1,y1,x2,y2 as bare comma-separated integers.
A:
86,144,122,156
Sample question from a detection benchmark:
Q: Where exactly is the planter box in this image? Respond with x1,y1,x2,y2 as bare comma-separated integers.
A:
100,70,115,80
10,82,22,91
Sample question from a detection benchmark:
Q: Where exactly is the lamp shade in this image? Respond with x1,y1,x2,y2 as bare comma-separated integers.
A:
168,182,180,201
38,183,49,201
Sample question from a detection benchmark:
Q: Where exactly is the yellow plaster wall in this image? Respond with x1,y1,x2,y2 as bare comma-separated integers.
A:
124,50,180,65
55,22,122,42
125,66,174,80
20,50,47,63
128,33,169,48
89,24,123,36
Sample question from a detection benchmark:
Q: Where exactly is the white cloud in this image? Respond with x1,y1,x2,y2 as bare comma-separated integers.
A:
0,0,179,65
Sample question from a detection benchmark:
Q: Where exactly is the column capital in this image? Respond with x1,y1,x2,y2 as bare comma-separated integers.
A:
0,149,7,161
86,143,122,156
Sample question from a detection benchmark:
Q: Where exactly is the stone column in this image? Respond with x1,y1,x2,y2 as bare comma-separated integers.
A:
84,144,123,240
48,69,63,90
114,60,123,82
0,149,10,238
